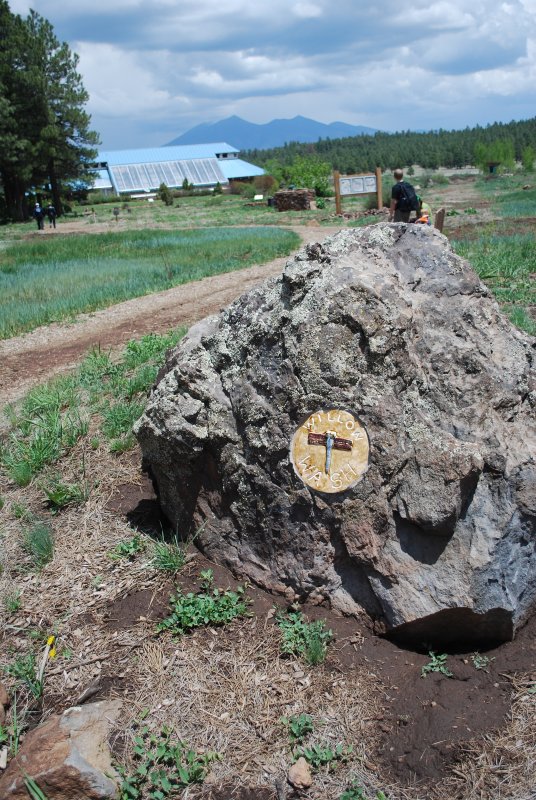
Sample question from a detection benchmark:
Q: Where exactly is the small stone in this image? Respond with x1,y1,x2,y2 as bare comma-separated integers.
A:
288,757,312,790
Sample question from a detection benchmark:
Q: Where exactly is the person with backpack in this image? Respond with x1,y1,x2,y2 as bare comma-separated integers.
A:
388,169,420,222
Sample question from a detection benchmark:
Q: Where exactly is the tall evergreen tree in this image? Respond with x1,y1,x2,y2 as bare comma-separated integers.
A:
0,1,99,221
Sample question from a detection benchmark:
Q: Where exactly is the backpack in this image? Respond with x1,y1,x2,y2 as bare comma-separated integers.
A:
396,181,420,212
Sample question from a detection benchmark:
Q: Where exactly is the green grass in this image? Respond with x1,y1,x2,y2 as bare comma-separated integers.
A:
22,521,54,568
0,226,300,339
452,233,536,335
1,329,185,485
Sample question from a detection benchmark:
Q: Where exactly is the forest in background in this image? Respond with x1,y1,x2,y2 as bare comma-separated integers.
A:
246,116,536,173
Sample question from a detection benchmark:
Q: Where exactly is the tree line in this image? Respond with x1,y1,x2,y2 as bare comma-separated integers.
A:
0,0,99,221
245,117,536,175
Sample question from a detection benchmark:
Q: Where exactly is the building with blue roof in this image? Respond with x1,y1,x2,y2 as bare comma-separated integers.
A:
92,142,264,195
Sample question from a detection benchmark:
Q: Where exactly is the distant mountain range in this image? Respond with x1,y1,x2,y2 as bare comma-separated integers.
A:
165,115,378,152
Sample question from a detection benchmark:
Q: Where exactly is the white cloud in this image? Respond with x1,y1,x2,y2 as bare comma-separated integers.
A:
292,3,323,18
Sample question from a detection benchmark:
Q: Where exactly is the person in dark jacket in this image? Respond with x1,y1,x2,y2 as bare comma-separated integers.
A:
46,203,57,229
33,203,45,230
388,169,418,222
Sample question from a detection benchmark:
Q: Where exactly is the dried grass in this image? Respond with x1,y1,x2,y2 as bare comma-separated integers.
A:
432,674,536,800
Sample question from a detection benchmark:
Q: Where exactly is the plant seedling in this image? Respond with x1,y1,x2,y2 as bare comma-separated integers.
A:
108,535,145,560
294,742,352,771
421,651,453,678
281,713,314,744
276,609,333,665
470,653,494,671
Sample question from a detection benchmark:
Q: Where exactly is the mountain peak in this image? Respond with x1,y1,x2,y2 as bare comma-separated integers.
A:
165,115,378,151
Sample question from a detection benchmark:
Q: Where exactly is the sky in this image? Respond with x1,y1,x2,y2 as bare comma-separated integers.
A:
8,0,536,151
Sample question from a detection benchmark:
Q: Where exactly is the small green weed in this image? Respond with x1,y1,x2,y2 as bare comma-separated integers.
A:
42,478,89,511
421,651,453,678
150,534,188,573
11,502,33,521
464,207,477,214
157,580,248,635
22,521,54,568
3,590,22,613
2,652,42,699
108,535,145,561
281,713,314,744
117,725,220,798
470,653,495,671
294,742,352,771
276,609,333,665
340,784,387,800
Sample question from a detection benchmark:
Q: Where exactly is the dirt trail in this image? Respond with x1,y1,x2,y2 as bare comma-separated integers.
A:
0,226,341,411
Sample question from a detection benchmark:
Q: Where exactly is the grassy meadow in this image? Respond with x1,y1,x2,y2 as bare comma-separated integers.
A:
0,226,300,339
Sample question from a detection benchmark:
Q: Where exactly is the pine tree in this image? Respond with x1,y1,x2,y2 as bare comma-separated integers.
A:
0,2,99,220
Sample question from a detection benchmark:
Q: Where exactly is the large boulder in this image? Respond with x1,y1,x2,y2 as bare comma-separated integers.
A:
135,224,536,646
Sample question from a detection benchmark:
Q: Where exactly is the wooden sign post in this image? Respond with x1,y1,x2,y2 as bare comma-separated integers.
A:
333,167,382,215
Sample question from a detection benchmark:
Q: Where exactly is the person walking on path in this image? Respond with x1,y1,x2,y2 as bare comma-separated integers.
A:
33,203,45,230
46,203,57,229
388,169,420,222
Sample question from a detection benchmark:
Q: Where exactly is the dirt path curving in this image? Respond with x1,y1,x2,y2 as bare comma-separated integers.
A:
0,226,341,412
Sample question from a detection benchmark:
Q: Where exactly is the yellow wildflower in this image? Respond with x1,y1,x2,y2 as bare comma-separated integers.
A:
48,648,57,659
47,635,55,646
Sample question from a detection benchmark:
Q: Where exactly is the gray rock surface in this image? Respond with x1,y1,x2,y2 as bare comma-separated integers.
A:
136,224,536,645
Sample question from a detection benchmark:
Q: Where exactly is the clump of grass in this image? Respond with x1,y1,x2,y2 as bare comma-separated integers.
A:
22,521,54,569
276,608,333,665
3,589,22,613
150,534,189,573
2,652,42,699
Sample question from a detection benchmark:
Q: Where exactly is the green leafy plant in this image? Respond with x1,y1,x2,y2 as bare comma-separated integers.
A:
470,653,495,671
108,535,145,561
340,784,387,800
117,725,220,799
2,652,43,699
464,207,477,214
276,609,333,665
23,521,54,568
421,651,453,678
294,742,352,771
42,478,89,511
157,581,248,636
281,713,314,744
